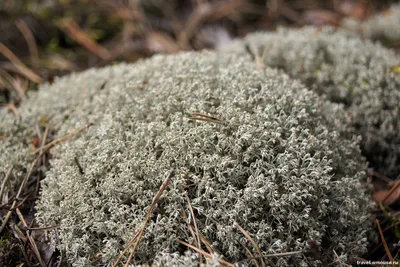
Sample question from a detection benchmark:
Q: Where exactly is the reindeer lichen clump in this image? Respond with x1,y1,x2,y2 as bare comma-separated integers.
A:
222,26,400,178
34,52,372,266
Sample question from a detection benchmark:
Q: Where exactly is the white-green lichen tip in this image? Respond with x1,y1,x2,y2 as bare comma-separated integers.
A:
33,51,373,266
221,26,400,178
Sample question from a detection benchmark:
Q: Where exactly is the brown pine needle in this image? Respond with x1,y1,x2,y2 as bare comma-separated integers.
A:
264,251,302,257
259,43,273,69
0,165,13,200
234,221,266,267
180,204,198,245
16,19,39,68
184,191,202,264
241,242,260,267
189,112,224,124
198,233,216,255
114,169,174,267
376,219,394,262
0,152,44,234
15,208,46,267
382,179,400,205
333,250,344,267
28,225,60,231
29,123,93,155
0,42,42,83
177,240,235,267
57,18,112,60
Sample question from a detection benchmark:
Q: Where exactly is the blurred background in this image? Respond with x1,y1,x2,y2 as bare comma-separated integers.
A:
0,0,399,107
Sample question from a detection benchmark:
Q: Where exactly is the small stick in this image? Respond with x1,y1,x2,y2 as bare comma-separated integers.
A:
29,123,93,155
376,219,394,262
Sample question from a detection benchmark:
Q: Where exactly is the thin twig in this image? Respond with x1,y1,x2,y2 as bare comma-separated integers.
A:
29,123,93,155
177,239,235,267
234,220,266,267
114,169,174,267
376,219,394,262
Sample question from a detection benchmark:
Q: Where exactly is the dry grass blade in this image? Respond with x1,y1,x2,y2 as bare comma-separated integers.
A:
57,18,112,60
16,19,39,68
0,42,42,83
234,220,266,267
113,169,174,267
376,219,394,262
29,123,93,155
177,239,235,267
184,191,202,264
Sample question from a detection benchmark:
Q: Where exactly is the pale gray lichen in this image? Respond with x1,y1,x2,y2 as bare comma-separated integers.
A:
221,26,400,178
345,3,400,45
33,51,373,266
0,63,135,194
